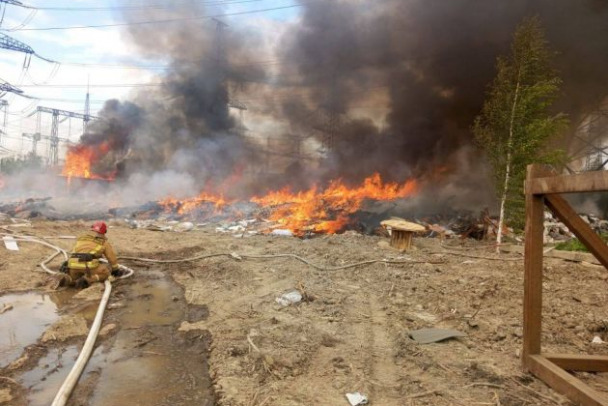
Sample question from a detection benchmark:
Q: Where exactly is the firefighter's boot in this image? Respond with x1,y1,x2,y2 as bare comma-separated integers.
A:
75,277,90,290
51,274,71,290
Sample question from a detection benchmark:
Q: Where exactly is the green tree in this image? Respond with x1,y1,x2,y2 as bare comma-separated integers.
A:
473,16,568,249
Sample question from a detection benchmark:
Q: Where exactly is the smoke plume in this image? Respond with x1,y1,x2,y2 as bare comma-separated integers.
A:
51,0,608,211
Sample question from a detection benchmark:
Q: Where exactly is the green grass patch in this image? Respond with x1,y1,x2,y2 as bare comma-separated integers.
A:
555,232,608,252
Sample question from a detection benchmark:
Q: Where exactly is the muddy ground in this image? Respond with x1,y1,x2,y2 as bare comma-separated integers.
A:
1,219,608,405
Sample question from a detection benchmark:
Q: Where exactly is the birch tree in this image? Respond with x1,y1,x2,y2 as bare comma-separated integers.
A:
474,16,568,250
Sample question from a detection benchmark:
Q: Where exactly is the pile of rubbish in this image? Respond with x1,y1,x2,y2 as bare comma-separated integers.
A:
3,196,606,244
543,211,608,243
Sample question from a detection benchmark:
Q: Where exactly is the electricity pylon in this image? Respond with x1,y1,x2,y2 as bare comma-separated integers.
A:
27,106,99,165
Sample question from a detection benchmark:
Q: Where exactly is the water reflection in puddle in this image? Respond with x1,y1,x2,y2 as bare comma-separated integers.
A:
0,290,74,367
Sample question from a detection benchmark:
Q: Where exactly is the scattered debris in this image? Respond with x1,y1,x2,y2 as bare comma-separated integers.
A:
275,290,303,306
592,336,604,344
0,304,13,315
2,236,19,251
174,221,195,232
271,229,294,237
345,392,368,406
409,328,466,344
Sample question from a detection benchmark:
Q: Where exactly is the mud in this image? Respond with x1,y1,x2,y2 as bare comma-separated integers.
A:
2,264,213,406
84,270,213,406
2,220,608,405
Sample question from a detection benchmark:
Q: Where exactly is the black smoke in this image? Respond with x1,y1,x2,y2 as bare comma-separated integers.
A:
71,0,608,207
275,0,608,186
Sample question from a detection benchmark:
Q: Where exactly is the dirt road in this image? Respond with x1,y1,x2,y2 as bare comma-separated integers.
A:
1,220,607,405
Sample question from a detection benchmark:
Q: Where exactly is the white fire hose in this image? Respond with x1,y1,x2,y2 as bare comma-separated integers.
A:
1,233,134,406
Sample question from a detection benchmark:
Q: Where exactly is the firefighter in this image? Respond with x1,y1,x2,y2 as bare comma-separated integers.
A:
55,221,120,289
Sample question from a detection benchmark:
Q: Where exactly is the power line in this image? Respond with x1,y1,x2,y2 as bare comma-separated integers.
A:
23,0,266,12
18,83,163,88
7,3,308,31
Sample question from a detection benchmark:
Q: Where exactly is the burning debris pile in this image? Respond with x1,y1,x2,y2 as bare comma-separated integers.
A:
113,173,420,236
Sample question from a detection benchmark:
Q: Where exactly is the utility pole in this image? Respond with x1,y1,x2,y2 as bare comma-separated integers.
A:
27,106,99,165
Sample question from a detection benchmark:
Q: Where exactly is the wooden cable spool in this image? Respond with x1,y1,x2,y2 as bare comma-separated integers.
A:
381,219,426,251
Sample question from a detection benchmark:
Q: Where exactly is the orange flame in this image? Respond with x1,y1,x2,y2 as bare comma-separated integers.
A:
159,192,235,216
252,173,418,234
159,173,418,235
61,142,115,182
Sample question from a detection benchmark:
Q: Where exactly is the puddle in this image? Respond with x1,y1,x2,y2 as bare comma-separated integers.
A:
13,271,213,406
119,271,184,329
19,346,78,406
0,291,73,367
19,345,106,406
87,271,212,406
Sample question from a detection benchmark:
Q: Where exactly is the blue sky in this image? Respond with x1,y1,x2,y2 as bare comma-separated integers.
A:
0,0,301,157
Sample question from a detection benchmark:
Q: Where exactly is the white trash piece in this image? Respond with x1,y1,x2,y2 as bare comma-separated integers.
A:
174,222,194,232
271,229,293,237
346,392,368,406
275,290,302,306
592,336,605,344
2,236,19,251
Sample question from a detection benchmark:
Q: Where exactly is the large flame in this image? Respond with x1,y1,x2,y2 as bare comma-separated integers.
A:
252,173,418,234
159,173,418,235
61,142,115,182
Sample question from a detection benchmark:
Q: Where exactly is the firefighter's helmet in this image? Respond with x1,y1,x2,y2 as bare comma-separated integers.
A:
91,221,107,234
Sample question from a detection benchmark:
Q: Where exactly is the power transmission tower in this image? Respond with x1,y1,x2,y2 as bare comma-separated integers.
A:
212,19,248,125
313,108,343,153
84,79,91,134
0,80,23,96
27,106,99,165
21,132,40,157
0,100,7,144
0,32,34,66
0,0,24,27
212,18,229,70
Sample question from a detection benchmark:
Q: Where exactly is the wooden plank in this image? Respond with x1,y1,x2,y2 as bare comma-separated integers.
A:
545,354,608,372
527,355,608,406
523,166,546,366
545,194,608,270
527,170,608,195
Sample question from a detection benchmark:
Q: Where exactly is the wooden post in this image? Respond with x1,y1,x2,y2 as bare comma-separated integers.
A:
522,165,608,406
523,165,547,366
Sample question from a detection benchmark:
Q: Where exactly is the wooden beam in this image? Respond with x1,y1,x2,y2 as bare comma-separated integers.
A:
526,170,608,195
523,166,547,367
545,354,608,372
527,355,608,406
545,194,608,270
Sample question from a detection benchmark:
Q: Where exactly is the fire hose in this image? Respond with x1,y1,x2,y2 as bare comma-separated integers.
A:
0,231,519,405
0,233,134,406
